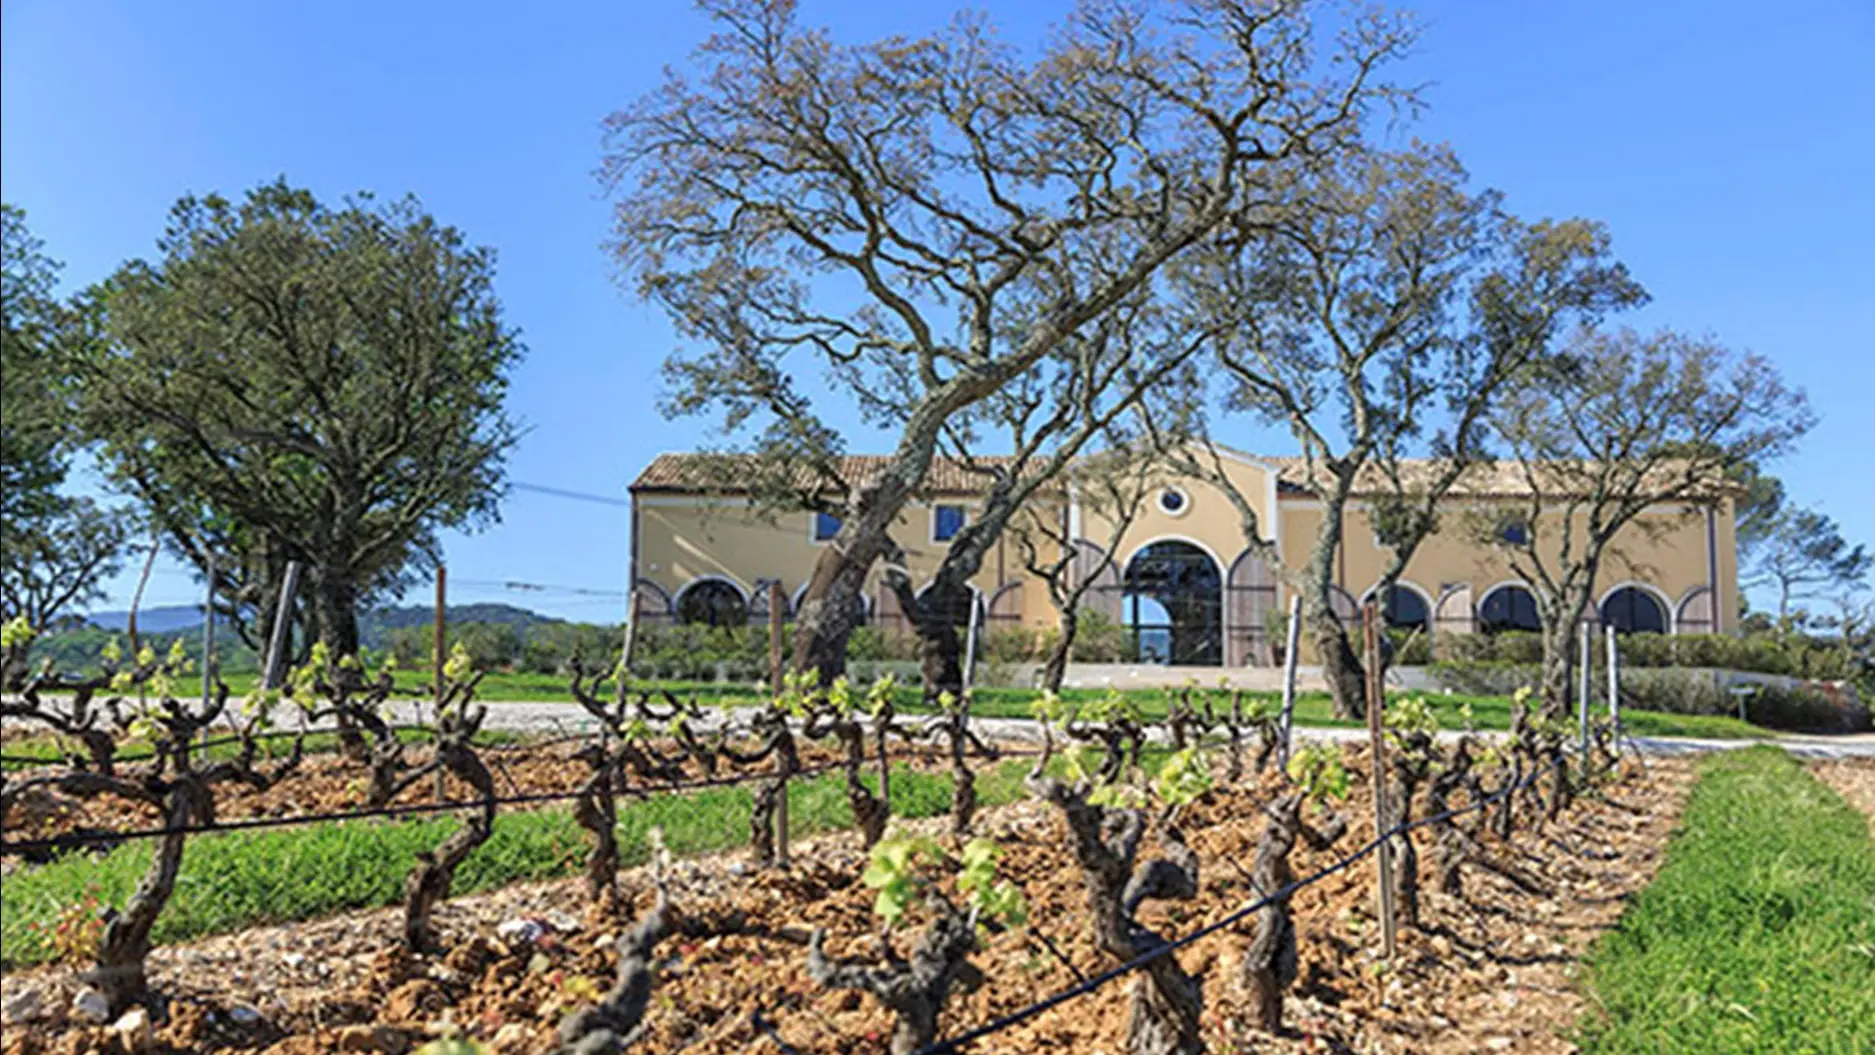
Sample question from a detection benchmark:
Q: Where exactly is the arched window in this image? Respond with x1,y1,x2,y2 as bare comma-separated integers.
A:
1373,584,1431,632
1477,584,1541,634
676,580,748,628
1601,586,1667,635
1121,540,1223,666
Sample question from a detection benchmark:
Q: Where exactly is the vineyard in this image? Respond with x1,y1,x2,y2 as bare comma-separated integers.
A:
0,639,1863,1054
0,637,1687,1055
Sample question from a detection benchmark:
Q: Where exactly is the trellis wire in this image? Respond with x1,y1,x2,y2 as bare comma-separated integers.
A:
0,742,1042,857
749,751,1574,1055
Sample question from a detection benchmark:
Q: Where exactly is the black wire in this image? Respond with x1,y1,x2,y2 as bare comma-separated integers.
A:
907,753,1568,1055
0,742,1047,857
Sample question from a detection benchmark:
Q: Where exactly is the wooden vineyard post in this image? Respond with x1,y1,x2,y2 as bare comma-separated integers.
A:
259,561,302,690
1278,593,1303,767
433,566,448,802
1579,620,1593,776
200,553,217,710
962,591,982,693
769,579,790,869
1606,624,1622,756
619,586,639,684
1364,601,1398,961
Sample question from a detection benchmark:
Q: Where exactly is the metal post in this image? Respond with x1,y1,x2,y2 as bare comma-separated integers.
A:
962,590,982,692
259,561,302,690
200,553,217,710
1364,601,1398,961
1278,594,1303,767
1579,620,1592,771
768,579,789,868
1606,624,1621,757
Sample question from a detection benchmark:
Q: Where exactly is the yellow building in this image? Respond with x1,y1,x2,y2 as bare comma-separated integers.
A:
628,448,1739,667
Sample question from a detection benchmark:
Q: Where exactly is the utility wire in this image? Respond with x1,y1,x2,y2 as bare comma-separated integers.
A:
511,481,632,508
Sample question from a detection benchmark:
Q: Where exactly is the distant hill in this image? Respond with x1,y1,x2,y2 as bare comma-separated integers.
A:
357,603,561,650
86,605,207,634
83,601,560,649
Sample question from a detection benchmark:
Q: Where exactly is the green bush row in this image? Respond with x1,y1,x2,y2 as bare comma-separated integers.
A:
1436,628,1860,681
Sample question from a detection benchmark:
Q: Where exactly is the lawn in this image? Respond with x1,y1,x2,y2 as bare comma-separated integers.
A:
0,760,1038,969
210,671,1765,740
1578,747,1875,1052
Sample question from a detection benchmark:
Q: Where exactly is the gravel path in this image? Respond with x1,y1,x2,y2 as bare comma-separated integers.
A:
10,696,1875,759
384,699,1875,759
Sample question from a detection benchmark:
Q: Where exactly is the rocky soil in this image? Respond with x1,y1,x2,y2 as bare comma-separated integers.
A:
1,749,1693,1055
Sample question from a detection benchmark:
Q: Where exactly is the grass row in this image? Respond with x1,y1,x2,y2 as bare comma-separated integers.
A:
1579,747,1875,1051
0,760,1040,969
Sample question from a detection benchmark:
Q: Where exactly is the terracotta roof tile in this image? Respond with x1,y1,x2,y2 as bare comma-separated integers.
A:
630,452,1026,496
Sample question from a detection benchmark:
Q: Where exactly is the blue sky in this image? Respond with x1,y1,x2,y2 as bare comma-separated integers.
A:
4,0,1870,621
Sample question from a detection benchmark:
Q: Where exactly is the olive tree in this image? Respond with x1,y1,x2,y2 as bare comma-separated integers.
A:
604,0,1418,684
1150,144,1641,718
75,180,522,656
1484,327,1810,719
1,205,129,632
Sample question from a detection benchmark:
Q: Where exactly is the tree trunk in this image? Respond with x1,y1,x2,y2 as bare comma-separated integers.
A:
1316,618,1368,722
790,548,873,685
313,566,362,657
1041,608,1078,694
918,607,966,706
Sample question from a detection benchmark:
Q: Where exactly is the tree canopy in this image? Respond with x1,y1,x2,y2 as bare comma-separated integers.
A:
605,0,1417,680
75,181,523,655
1,204,129,631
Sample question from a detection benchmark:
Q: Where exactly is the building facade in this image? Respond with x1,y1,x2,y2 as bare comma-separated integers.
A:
628,449,1740,666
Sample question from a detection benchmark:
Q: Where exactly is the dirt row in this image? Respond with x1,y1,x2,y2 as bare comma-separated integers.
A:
0,736,974,850
0,746,1703,1055
1813,759,1875,837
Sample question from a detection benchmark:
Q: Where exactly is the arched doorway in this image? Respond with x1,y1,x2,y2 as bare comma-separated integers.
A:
675,579,749,628
1369,582,1432,632
1477,583,1541,634
1120,540,1222,666
1601,585,1668,634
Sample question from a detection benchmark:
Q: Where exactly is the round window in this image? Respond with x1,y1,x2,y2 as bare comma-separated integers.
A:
1157,487,1190,517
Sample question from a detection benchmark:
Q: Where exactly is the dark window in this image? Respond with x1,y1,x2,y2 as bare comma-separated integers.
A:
1601,586,1667,635
933,504,966,542
1377,585,1431,631
676,580,748,628
1158,488,1188,515
1498,521,1529,546
1478,584,1541,634
1118,540,1222,665
813,511,842,542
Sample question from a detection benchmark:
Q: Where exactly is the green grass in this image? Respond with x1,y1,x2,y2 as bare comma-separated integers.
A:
0,760,1038,969
1578,747,1875,1052
210,672,1768,740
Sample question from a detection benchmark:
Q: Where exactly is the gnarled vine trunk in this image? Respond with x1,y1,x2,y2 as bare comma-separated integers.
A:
1241,790,1346,1033
88,777,213,1015
1032,776,1205,1055
808,905,982,1055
